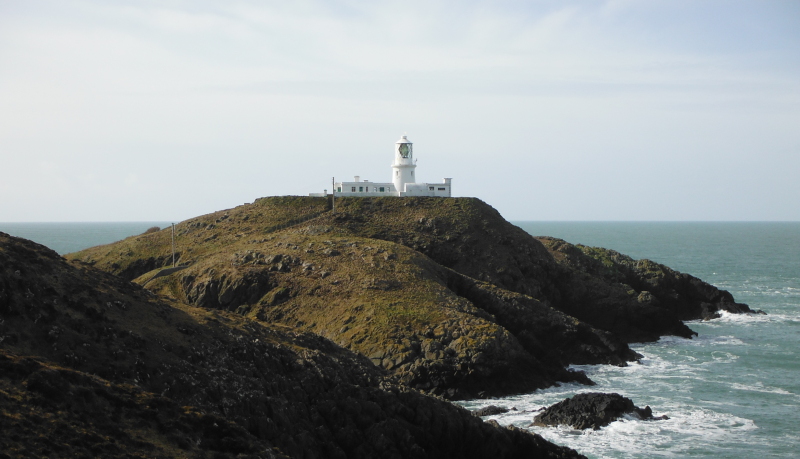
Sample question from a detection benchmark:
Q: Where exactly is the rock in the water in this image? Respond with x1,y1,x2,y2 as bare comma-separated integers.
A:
474,405,510,417
532,392,667,430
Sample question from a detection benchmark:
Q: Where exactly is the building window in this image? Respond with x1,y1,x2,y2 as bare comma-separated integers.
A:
411,171,414,176
373,187,377,192
351,187,356,192
379,187,384,192
359,186,363,192
438,188,446,191
395,171,399,176
429,186,434,191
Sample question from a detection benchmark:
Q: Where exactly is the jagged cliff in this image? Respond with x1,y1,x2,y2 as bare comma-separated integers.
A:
2,196,754,457
68,196,752,400
1,232,582,459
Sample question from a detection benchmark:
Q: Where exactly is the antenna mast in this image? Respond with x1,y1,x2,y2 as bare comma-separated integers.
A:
331,177,335,213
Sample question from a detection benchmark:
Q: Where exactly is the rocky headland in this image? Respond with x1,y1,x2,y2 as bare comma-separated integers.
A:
1,196,754,457
0,231,582,458
67,197,753,397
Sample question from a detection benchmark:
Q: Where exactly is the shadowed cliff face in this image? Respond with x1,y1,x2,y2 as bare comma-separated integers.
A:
1,232,585,459
312,198,751,342
66,196,751,399
134,232,628,399
535,237,753,342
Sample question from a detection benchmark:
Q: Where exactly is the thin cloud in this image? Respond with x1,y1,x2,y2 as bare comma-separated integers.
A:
0,0,798,221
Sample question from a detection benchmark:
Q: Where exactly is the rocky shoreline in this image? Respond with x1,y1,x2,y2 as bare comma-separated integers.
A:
70,197,755,399
1,196,756,458
0,231,584,458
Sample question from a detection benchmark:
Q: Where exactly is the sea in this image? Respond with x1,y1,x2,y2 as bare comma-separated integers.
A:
0,222,173,255
1,221,798,458
465,222,800,459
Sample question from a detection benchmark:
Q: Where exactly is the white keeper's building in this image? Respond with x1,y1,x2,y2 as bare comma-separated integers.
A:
323,135,452,197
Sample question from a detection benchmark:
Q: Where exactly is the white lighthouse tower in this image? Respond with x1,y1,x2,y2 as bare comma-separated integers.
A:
325,134,452,197
392,135,416,193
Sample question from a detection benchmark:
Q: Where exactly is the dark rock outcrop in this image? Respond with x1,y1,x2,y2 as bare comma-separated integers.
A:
293,197,753,342
1,232,585,458
356,198,749,333
474,405,511,417
142,234,635,399
532,392,668,430
536,237,755,340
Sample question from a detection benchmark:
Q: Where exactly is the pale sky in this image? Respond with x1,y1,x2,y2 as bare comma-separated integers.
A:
1,0,798,222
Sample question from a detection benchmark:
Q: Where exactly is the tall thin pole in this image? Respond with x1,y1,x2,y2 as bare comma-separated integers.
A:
331,177,335,213
171,223,176,268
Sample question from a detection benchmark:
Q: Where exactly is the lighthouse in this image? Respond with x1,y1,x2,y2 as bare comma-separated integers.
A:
321,134,452,197
392,135,416,193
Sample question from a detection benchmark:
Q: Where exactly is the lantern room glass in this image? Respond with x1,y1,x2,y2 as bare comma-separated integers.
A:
398,143,411,158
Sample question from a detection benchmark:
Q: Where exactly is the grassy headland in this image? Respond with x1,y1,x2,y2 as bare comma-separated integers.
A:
68,196,751,398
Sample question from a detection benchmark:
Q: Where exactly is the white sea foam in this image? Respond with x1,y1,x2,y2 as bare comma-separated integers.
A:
728,381,796,397
496,405,760,459
571,353,710,391
639,333,746,348
709,350,739,363
689,310,800,329
647,335,692,346
464,360,763,457
458,328,784,458
744,285,800,298
497,222,800,457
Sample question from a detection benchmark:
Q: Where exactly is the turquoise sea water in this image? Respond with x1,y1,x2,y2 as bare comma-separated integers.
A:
2,221,798,457
461,222,800,458
0,222,173,255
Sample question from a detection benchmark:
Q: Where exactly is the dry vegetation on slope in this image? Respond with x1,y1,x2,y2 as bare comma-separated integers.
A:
70,198,636,399
4,195,755,458
1,232,585,459
68,196,751,401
